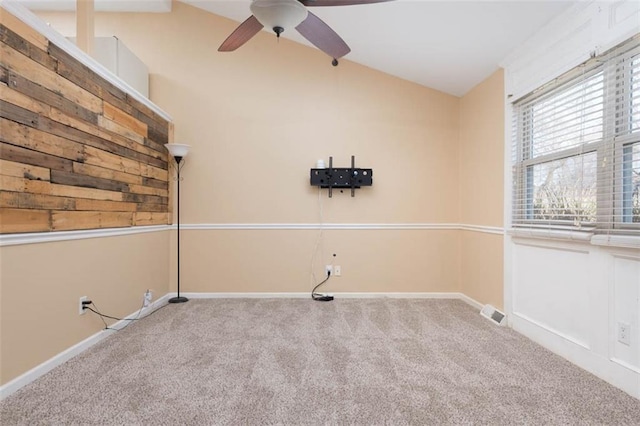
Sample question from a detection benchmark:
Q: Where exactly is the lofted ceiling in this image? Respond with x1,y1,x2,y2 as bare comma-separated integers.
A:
182,0,577,96
16,0,576,96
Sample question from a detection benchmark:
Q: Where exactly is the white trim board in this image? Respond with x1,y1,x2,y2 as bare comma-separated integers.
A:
181,223,505,234
0,292,485,399
511,312,639,399
179,291,484,308
0,294,171,400
1,223,504,246
0,225,171,247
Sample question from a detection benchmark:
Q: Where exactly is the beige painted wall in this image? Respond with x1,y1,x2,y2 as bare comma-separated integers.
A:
3,2,507,387
183,229,459,294
459,231,504,309
459,69,504,227
39,2,463,293
42,2,460,224
458,69,505,309
0,231,170,385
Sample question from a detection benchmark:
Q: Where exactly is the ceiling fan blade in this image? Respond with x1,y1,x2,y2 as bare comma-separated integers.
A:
299,0,393,6
296,11,351,59
218,15,264,52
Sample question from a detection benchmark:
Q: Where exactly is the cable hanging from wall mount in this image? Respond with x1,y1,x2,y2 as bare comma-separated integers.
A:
309,186,334,302
311,271,333,302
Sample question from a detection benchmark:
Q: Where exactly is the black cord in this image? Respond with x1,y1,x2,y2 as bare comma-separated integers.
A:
85,301,169,331
89,303,113,330
312,271,333,302
84,306,139,322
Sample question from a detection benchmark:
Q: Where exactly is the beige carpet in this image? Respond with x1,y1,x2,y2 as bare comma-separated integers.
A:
1,298,639,425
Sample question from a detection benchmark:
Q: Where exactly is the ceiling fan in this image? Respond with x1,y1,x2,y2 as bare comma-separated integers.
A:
218,0,393,64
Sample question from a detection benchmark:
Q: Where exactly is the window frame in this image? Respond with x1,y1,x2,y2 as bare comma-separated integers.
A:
512,36,640,236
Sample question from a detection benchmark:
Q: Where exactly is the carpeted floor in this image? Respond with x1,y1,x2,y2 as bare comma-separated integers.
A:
1,298,639,425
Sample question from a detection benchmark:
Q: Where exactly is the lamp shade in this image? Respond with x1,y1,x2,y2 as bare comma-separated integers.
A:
165,143,191,158
250,0,308,32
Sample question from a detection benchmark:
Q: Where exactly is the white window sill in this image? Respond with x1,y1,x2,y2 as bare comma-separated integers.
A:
509,228,640,250
508,228,593,242
590,235,640,249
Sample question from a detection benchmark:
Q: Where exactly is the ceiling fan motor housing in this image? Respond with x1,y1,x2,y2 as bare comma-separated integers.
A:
250,0,309,34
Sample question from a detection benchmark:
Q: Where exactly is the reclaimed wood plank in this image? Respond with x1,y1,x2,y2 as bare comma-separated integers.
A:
0,98,39,127
0,174,26,191
50,170,130,192
0,81,51,116
58,60,135,118
0,207,50,233
168,122,174,144
146,126,169,146
98,115,145,145
166,121,173,221
128,94,167,128
134,109,169,147
0,24,57,71
136,203,167,213
83,145,140,175
0,191,75,210
0,64,8,84
48,42,129,105
0,159,50,181
0,41,103,114
51,211,99,231
128,183,168,197
7,71,98,125
95,212,134,228
0,118,84,162
42,181,123,201
75,198,137,212
143,136,167,154
0,12,48,51
123,192,167,205
103,102,147,137
3,175,124,202
140,163,168,181
0,22,172,233
72,162,142,185
51,210,132,231
133,212,168,225
39,115,167,169
50,107,166,163
0,142,73,172
142,176,169,190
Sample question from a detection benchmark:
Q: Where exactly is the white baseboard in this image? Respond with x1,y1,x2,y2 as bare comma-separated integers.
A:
1,292,485,400
180,292,310,299
512,313,640,399
178,292,483,304
0,295,170,400
456,293,485,310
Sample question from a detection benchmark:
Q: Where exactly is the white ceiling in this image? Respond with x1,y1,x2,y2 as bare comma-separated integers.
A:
17,0,577,96
182,0,576,96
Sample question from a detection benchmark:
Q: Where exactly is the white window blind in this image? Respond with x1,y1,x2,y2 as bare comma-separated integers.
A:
512,35,640,236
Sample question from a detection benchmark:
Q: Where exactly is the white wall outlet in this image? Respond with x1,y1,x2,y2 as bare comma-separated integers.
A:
143,290,152,307
334,265,341,276
79,296,89,315
325,265,333,275
617,322,631,346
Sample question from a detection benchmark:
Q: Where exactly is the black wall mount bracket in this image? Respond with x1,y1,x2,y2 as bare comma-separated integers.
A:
310,155,373,198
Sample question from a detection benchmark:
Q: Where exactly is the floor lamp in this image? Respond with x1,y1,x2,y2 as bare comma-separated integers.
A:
165,143,191,304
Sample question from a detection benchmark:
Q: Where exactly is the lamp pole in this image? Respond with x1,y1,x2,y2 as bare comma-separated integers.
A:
165,144,191,304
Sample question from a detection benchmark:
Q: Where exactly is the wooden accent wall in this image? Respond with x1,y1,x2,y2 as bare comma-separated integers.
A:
0,12,171,234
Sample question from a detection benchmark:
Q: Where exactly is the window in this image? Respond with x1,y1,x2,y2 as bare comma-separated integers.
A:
512,36,640,235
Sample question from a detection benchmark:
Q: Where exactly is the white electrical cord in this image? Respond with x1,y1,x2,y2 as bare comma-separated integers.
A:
310,187,325,287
